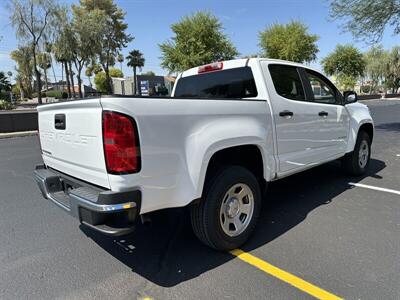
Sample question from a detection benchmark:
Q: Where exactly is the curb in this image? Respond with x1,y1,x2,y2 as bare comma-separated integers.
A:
382,98,400,101
0,131,37,139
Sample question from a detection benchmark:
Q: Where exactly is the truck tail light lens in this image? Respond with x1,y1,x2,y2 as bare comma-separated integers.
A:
198,62,223,73
102,111,141,174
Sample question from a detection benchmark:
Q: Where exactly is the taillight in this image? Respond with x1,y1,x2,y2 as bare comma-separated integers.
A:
198,62,223,73
102,111,141,174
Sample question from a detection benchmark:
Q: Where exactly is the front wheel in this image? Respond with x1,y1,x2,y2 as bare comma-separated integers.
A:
342,131,371,176
190,166,261,251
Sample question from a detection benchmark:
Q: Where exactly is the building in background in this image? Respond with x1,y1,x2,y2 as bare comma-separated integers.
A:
37,80,98,97
112,75,175,96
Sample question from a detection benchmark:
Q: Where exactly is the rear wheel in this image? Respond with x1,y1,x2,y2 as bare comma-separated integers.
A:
191,166,261,251
342,131,371,176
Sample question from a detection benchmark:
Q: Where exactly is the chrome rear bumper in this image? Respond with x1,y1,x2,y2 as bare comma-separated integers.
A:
34,165,141,236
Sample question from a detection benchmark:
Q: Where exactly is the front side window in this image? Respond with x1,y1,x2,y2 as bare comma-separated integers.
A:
174,67,258,99
268,64,305,101
305,71,337,104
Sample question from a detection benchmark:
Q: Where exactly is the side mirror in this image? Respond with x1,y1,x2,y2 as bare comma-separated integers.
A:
343,91,358,104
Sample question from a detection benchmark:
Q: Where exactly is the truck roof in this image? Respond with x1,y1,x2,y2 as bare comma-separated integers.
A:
179,58,319,78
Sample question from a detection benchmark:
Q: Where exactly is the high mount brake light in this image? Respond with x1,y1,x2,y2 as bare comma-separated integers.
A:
102,111,141,174
198,62,223,73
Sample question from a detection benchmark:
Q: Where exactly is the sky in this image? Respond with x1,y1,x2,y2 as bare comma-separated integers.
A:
0,0,398,84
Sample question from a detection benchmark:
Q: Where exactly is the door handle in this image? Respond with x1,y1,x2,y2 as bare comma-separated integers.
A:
318,111,328,117
279,110,294,118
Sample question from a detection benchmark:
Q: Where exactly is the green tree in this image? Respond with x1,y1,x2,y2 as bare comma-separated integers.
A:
53,11,76,99
72,4,110,98
92,64,103,74
364,45,388,94
117,53,124,72
11,46,34,99
37,52,51,91
85,65,94,87
126,50,145,95
94,67,123,93
322,44,366,90
0,72,12,94
160,12,239,73
330,0,400,42
76,0,133,94
13,74,25,100
44,41,58,86
259,21,319,63
384,47,400,93
9,0,59,104
85,63,102,87
141,71,156,76
12,84,21,99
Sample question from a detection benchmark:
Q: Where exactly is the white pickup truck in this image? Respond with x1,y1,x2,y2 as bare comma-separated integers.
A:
35,58,374,251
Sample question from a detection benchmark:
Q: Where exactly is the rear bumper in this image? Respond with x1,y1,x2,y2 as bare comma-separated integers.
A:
34,165,141,236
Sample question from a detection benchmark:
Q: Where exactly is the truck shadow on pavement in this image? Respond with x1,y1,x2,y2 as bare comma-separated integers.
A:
81,158,386,287
374,122,400,133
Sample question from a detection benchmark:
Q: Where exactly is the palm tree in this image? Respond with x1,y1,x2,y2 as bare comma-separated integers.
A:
126,50,145,95
45,42,57,85
38,53,52,92
11,46,34,99
117,53,124,72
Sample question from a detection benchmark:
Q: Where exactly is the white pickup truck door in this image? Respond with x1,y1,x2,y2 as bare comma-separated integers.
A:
300,68,350,160
261,62,349,175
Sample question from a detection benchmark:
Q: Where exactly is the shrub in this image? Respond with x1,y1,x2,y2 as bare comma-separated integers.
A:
45,90,63,99
12,85,20,98
0,100,14,110
0,91,11,101
95,68,124,93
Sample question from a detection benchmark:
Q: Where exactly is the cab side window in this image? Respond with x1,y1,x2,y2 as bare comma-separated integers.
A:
305,70,337,104
269,64,305,101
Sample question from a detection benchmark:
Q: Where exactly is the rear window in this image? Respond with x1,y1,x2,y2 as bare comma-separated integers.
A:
174,67,258,99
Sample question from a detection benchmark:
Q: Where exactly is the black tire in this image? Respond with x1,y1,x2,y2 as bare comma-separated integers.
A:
342,131,371,176
190,166,261,251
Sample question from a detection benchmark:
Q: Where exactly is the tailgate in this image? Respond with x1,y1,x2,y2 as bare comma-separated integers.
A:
37,99,110,189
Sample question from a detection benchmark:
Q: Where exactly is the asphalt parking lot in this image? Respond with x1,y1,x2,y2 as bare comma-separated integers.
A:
1,99,399,300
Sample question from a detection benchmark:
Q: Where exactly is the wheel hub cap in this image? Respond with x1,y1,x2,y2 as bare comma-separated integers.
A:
358,140,369,168
226,198,240,218
219,183,254,237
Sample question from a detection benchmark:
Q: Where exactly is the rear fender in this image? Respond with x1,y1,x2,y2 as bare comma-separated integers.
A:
184,118,273,198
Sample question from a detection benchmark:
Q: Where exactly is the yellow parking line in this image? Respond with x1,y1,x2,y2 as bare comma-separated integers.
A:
230,249,343,300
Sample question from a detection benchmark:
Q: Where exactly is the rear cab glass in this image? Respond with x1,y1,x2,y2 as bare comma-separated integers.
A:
268,64,305,101
174,67,258,99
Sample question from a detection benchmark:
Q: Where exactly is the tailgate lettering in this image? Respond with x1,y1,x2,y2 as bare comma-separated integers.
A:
40,131,96,146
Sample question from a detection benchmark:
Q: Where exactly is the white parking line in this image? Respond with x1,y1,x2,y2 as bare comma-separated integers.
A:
349,182,400,196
